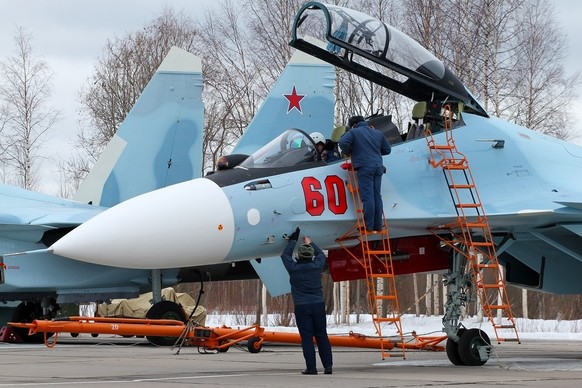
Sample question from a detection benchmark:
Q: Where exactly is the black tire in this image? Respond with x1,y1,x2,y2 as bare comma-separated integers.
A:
217,341,230,353
70,332,79,338
145,301,187,346
11,302,54,343
247,337,262,353
445,328,466,366
458,328,491,366
91,333,99,338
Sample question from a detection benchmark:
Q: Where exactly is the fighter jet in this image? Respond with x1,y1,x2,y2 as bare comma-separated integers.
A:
49,3,582,365
0,43,335,343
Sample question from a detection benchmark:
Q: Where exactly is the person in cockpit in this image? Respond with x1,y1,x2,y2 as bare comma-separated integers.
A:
309,132,326,161
310,130,343,163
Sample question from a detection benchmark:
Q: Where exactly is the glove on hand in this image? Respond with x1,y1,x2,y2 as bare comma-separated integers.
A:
289,227,300,241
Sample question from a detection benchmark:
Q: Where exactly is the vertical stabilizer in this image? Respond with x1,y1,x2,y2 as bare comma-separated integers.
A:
233,38,335,156
240,39,336,297
74,47,204,207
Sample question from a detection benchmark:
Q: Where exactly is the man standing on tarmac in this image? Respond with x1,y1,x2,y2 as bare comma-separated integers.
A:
281,227,333,375
339,115,391,232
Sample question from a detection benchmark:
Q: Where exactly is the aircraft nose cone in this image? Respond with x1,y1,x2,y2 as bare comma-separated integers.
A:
51,178,234,269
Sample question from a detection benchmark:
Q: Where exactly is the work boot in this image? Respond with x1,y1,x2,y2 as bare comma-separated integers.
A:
324,368,333,375
301,369,318,375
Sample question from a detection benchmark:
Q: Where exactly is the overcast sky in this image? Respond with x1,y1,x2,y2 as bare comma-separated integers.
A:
1,0,581,194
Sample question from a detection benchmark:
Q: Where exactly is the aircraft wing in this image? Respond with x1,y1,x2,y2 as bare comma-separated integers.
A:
554,201,582,211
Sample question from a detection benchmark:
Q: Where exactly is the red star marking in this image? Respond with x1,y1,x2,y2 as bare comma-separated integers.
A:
283,85,305,114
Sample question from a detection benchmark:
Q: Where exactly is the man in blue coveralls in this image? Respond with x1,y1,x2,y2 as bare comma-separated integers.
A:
339,115,391,232
281,227,333,375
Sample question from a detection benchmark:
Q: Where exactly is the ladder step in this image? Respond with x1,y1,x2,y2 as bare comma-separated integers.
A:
429,144,455,150
443,164,467,170
463,222,488,228
437,221,487,230
455,203,481,208
484,305,510,310
494,324,516,329
374,317,400,323
370,273,394,279
471,241,494,247
368,250,392,255
374,295,397,300
450,184,475,189
478,284,502,289
360,228,387,234
498,338,520,342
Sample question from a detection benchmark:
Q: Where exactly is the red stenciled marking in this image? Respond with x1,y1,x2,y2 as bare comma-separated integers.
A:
301,176,347,216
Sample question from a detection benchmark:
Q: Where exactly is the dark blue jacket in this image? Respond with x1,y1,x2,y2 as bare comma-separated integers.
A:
281,240,326,305
338,121,391,168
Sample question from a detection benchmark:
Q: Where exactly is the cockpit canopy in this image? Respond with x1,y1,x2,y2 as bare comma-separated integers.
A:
290,2,487,116
238,129,318,169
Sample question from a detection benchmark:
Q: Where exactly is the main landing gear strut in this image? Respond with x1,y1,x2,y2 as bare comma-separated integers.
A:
442,249,491,366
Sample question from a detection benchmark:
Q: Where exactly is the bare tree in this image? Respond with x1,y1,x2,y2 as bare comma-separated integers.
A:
195,1,258,157
507,0,578,138
194,0,303,165
0,26,60,190
66,8,199,188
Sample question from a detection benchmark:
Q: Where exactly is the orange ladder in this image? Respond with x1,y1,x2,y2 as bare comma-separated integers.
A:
337,163,405,359
425,104,519,344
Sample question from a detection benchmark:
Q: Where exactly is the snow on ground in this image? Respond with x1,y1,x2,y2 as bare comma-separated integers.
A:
205,314,582,341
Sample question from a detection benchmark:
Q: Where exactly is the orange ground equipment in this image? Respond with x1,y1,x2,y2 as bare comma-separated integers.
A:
9,316,445,353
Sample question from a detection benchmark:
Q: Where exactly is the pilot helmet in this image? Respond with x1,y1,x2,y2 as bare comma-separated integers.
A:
309,131,325,146
297,243,315,262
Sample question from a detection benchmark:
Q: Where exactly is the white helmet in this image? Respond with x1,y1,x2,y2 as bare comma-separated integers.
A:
310,131,325,145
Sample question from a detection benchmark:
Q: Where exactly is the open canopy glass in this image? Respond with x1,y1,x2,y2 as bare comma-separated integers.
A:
290,2,486,116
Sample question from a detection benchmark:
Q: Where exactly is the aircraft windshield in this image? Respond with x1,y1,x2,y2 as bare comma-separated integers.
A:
238,129,318,169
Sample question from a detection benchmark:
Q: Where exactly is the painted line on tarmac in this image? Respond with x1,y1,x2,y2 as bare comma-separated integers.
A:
0,372,299,386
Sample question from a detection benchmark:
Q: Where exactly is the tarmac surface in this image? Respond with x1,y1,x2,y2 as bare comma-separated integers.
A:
0,335,581,387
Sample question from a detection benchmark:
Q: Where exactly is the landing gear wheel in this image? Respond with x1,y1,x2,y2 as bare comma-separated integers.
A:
145,301,187,346
91,333,99,338
70,333,79,338
11,302,54,343
247,337,262,353
458,328,491,366
445,328,466,366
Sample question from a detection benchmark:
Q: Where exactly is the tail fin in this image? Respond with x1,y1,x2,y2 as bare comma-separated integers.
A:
74,46,204,207
240,40,336,297
233,38,335,156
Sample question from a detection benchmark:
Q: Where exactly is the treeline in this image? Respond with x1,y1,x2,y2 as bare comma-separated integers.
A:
177,274,582,322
